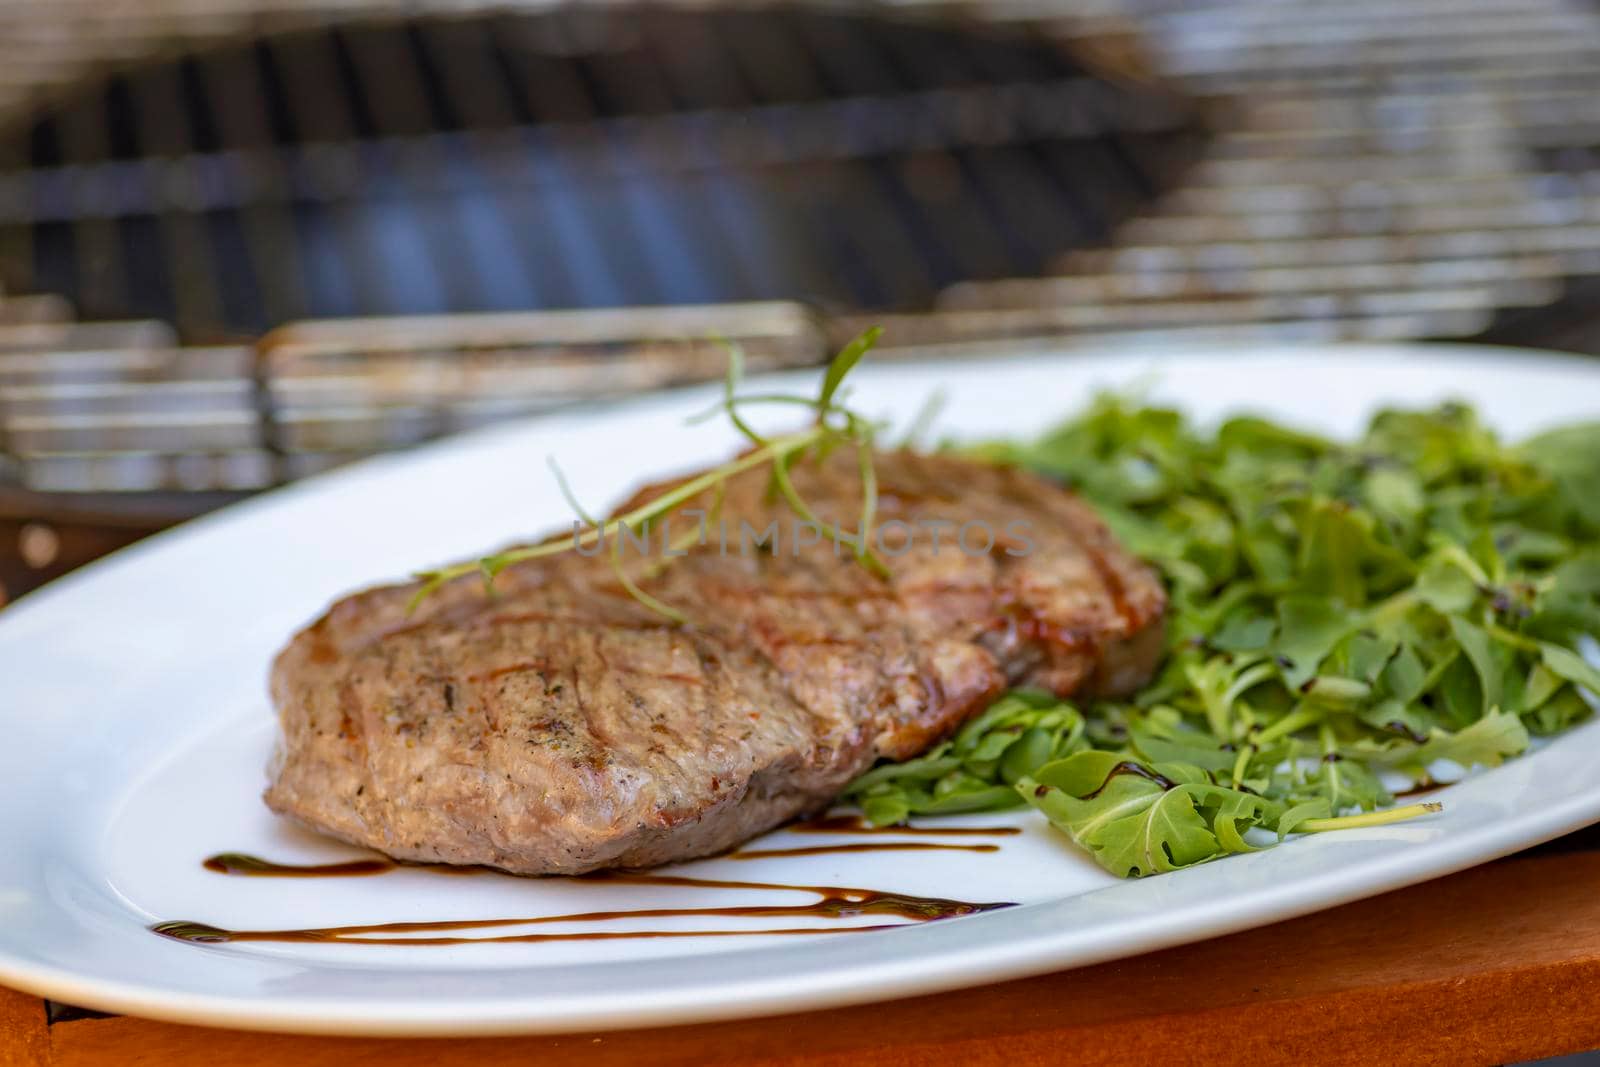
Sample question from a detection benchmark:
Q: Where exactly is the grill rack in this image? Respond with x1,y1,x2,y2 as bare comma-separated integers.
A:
920,0,1600,358
0,5,1198,334
0,298,836,603
0,299,827,492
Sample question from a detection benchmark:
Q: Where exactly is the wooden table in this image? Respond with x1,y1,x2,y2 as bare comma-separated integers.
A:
6,831,1600,1067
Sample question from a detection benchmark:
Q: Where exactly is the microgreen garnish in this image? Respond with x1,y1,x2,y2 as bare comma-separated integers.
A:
406,330,891,619
847,400,1600,878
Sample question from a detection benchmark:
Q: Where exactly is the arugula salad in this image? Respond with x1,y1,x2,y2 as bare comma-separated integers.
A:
845,398,1600,878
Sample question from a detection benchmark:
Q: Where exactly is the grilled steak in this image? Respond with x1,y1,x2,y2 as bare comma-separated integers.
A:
265,449,1165,874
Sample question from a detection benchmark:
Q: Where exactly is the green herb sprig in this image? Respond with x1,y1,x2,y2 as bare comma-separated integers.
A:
407,329,889,619
847,399,1600,877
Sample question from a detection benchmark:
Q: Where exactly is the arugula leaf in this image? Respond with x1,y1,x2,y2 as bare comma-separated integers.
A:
1364,467,1425,534
1090,787,1220,877
1019,754,1287,875
1277,800,1333,840
1416,554,1480,615
1410,710,1529,772
1208,790,1277,853
1210,610,1275,652
1020,757,1222,877
1540,644,1600,701
1522,422,1600,530
844,398,1600,879
1448,617,1503,716
842,694,1085,819
1276,597,1358,690
1316,755,1389,812
1128,708,1239,773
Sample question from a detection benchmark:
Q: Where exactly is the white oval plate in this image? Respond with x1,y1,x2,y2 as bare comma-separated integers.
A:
2,342,1599,1036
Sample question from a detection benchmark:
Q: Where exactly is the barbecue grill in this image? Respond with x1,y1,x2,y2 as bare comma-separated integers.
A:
5,0,1600,605
5,6,1198,333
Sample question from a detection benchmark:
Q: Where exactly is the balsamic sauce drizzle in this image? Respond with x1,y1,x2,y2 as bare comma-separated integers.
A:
155,866,1010,946
156,816,1018,947
202,853,395,878
1081,760,1180,798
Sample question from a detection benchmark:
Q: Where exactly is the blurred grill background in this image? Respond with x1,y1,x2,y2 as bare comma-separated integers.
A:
3,0,1600,602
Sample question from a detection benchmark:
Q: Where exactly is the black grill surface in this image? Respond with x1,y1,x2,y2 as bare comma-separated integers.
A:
0,6,1201,339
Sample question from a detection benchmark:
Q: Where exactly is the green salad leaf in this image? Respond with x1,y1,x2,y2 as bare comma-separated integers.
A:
843,399,1600,877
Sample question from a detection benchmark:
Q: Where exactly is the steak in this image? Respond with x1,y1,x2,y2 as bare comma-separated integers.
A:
265,449,1165,874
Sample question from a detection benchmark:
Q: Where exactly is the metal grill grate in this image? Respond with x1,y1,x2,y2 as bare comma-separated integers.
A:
0,6,1199,338
884,0,1600,359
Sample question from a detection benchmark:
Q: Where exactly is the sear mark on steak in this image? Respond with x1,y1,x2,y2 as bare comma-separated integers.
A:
265,450,1166,875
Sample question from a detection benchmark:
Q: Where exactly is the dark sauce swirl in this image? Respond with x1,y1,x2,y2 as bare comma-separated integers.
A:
202,853,395,878
153,865,1012,946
